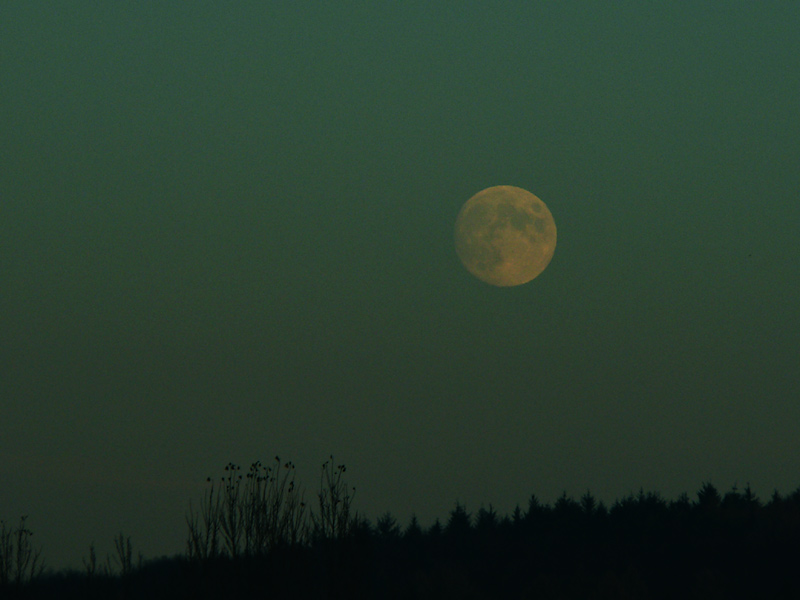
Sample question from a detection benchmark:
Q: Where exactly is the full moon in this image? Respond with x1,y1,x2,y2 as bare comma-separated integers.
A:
454,185,557,287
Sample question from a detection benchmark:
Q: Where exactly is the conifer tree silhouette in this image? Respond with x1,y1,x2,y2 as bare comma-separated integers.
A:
696,482,722,513
404,514,422,541
375,512,401,540
444,502,472,540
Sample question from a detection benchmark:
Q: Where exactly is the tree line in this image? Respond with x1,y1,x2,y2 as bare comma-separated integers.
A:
5,457,800,599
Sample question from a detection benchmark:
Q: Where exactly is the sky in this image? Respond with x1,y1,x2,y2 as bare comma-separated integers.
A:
2,2,799,570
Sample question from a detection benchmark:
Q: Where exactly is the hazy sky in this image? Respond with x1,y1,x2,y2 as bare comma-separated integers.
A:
2,3,799,569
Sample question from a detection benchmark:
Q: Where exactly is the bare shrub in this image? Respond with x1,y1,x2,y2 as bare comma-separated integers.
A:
82,542,98,578
309,456,357,541
219,462,244,558
112,532,135,576
186,457,308,561
240,458,307,554
0,516,44,588
186,477,222,562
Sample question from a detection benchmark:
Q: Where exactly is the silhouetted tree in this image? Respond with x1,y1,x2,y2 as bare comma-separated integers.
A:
427,518,443,538
375,512,401,540
404,514,422,542
524,494,547,521
445,502,472,540
580,490,597,516
511,504,523,526
695,482,722,513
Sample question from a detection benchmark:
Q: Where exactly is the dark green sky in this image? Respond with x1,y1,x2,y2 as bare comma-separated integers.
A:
2,3,799,569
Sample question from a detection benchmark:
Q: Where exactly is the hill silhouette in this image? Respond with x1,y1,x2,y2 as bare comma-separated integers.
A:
4,458,800,599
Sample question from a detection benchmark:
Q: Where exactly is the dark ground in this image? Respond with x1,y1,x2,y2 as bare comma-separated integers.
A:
7,482,800,599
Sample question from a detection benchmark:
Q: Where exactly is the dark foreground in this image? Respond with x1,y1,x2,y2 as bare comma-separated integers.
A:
8,483,800,599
